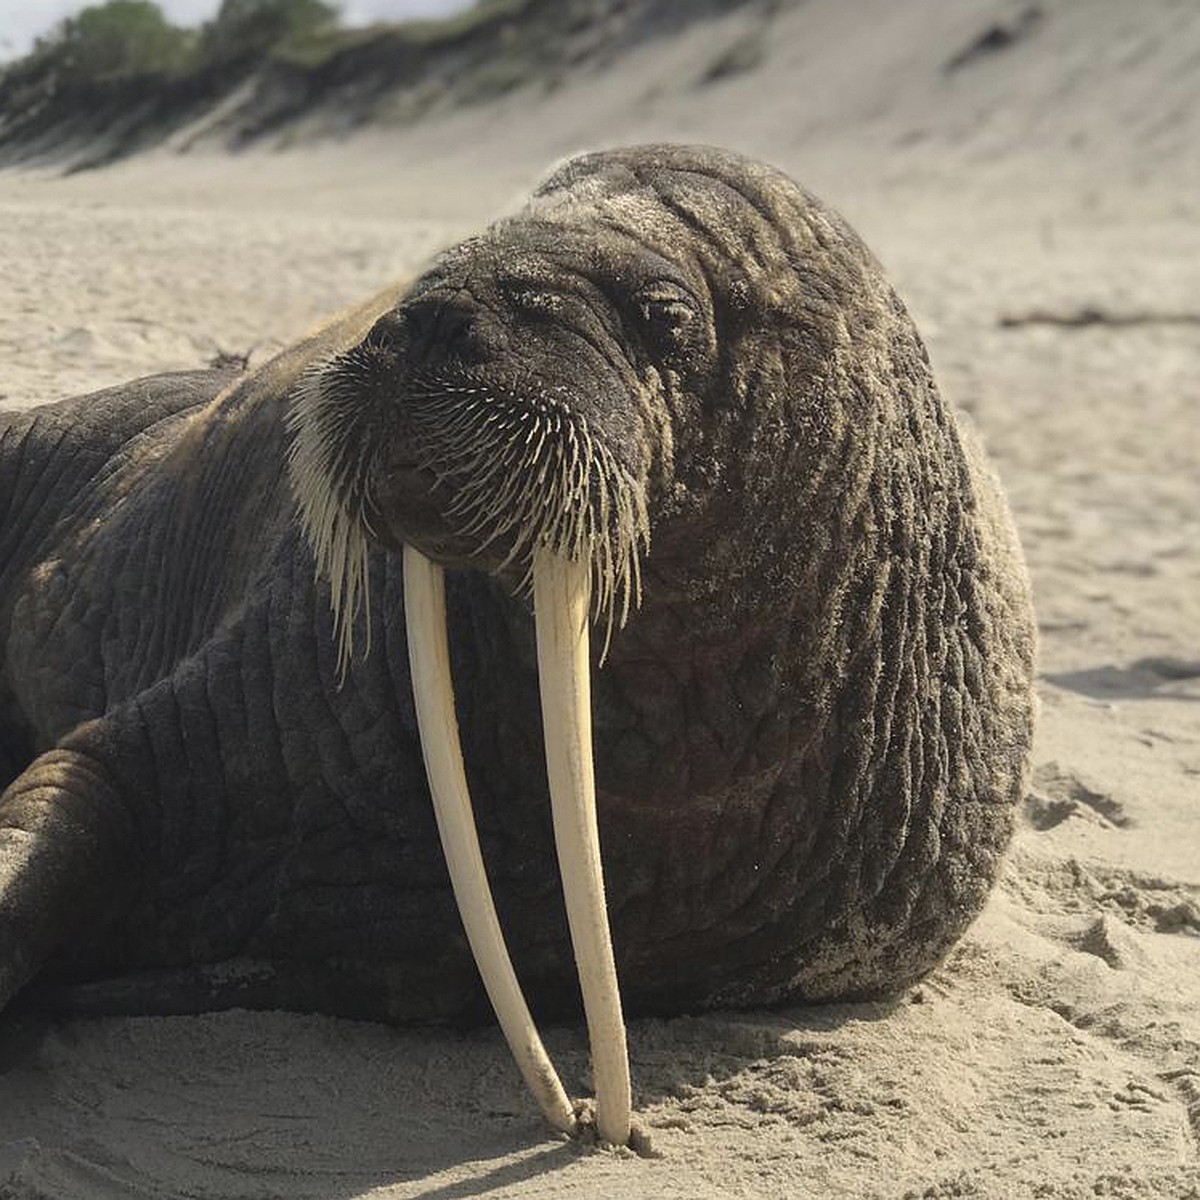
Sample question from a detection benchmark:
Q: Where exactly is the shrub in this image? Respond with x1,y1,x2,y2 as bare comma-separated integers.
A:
198,0,340,66
36,1,193,80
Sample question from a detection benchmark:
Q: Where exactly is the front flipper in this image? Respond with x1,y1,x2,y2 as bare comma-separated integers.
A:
0,739,137,1012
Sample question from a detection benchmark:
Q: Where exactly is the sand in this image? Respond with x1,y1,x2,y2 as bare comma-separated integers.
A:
1,0,1198,1196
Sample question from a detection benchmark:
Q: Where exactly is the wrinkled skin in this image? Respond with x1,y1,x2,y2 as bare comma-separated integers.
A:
0,145,1035,1024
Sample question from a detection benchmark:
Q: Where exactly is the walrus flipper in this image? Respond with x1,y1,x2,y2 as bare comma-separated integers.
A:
0,736,135,1012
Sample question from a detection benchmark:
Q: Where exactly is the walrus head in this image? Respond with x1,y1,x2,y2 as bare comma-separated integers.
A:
285,144,925,1144
288,144,879,665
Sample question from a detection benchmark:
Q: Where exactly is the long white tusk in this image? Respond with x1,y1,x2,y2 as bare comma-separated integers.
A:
403,544,577,1137
533,548,632,1147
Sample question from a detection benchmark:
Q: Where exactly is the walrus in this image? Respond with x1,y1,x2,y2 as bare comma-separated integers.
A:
0,144,1035,1144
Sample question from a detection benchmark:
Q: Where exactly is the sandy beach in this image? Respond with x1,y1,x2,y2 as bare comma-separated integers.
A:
1,1,1198,1196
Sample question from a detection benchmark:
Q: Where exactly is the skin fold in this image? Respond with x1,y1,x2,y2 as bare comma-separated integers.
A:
0,144,1036,1025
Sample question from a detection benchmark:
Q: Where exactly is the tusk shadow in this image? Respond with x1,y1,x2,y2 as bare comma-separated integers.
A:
0,1007,587,1200
404,1145,572,1200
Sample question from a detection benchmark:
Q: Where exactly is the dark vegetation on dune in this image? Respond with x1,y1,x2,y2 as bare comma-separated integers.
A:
0,0,773,170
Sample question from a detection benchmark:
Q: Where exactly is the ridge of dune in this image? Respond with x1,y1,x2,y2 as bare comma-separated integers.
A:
1,0,1198,185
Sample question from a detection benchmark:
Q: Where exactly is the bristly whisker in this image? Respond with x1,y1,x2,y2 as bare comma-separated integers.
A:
288,357,650,673
286,353,381,679
404,370,650,662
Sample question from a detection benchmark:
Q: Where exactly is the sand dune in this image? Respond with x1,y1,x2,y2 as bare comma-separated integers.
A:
1,0,1198,1196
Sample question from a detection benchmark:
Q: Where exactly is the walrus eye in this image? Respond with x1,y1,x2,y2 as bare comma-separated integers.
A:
635,283,701,366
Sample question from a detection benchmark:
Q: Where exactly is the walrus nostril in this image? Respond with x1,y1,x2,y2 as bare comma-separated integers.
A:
402,297,494,364
362,310,409,353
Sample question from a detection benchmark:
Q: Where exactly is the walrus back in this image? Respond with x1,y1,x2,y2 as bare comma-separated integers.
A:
0,371,235,775
0,370,236,592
